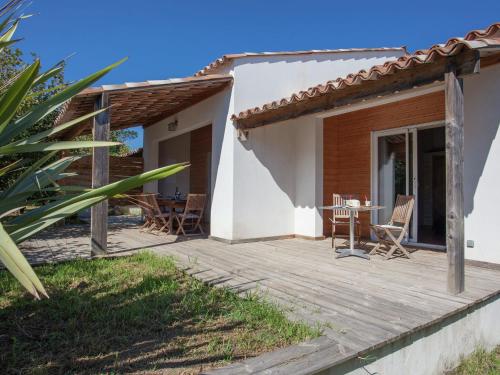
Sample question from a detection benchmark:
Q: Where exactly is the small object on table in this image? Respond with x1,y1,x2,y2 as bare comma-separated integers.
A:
346,199,360,208
364,195,372,207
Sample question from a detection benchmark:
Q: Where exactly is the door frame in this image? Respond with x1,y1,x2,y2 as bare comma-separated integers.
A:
370,120,445,247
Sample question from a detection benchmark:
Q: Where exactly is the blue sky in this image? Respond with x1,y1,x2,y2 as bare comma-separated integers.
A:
16,0,500,149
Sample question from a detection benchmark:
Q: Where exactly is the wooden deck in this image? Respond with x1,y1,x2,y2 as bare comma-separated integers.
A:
20,217,500,374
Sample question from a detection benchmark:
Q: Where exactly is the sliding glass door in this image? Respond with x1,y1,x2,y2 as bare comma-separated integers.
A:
372,128,418,242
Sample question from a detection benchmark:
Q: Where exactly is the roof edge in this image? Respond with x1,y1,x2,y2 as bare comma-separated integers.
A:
231,22,500,125
77,74,233,97
194,47,408,77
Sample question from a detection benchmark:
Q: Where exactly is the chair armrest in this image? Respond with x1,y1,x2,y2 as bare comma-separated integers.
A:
371,224,404,231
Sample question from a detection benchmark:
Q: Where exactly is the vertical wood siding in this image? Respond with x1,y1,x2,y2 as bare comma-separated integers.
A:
322,91,445,236
189,124,212,194
62,156,144,189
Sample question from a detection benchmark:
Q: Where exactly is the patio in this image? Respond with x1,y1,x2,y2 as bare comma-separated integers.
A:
20,217,500,373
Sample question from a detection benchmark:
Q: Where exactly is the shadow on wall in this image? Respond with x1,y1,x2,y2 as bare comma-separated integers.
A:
237,118,317,212
463,67,500,218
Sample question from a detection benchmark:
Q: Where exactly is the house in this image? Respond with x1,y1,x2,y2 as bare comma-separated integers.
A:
56,23,500,294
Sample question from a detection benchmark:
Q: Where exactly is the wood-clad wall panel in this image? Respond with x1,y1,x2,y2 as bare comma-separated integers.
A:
322,91,445,236
189,124,212,194
62,156,143,189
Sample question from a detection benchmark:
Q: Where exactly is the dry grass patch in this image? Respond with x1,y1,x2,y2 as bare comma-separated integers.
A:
449,346,500,375
0,252,320,374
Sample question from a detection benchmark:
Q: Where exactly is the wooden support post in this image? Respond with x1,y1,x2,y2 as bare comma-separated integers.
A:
90,93,110,256
445,65,465,294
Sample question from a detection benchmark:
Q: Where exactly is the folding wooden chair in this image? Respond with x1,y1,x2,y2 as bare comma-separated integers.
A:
370,195,415,259
330,193,361,251
144,194,172,234
125,193,156,232
175,194,206,236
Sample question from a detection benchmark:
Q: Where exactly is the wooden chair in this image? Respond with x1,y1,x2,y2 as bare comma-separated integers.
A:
175,194,206,236
145,194,172,233
370,195,415,259
125,194,156,232
330,193,361,251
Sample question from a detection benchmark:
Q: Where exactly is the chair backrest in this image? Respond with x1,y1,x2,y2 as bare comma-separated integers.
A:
332,193,358,220
390,195,415,228
144,194,163,216
184,194,207,215
125,193,156,218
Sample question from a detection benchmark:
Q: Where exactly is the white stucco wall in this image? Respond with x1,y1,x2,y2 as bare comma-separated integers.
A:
230,115,323,240
464,63,500,264
232,50,405,113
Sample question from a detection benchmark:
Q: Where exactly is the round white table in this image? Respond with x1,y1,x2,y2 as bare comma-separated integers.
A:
320,205,384,260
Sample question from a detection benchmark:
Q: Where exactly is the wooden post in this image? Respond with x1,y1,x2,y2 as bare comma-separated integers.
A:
445,65,465,294
90,93,110,255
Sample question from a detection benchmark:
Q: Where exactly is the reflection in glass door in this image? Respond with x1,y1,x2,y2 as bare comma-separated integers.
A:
373,129,417,241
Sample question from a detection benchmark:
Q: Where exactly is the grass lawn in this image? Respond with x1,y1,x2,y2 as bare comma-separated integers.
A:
0,252,320,374
449,346,500,375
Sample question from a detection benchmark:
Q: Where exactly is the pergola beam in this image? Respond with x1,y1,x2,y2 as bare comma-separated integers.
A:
90,93,110,255
445,65,465,294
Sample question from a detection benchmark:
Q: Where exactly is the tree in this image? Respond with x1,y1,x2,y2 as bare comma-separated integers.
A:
0,46,65,190
75,128,139,157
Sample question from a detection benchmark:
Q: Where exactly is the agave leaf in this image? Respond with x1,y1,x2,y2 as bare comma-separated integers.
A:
0,206,26,219
0,222,47,298
0,140,120,154
0,38,18,50
11,107,108,145
3,193,76,227
0,186,88,214
0,57,127,145
8,163,189,240
0,63,62,96
0,199,29,217
1,154,79,207
10,196,104,243
0,1,24,19
33,63,64,87
0,12,13,32
0,60,40,133
0,18,17,41
0,158,24,176
42,185,90,193
1,151,60,199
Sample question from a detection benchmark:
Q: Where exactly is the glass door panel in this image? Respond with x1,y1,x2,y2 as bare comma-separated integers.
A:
374,129,417,241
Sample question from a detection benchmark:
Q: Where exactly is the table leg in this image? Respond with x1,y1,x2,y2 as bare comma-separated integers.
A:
349,210,355,250
169,210,174,235
336,209,370,260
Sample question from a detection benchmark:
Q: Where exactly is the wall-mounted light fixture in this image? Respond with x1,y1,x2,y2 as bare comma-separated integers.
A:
167,119,178,131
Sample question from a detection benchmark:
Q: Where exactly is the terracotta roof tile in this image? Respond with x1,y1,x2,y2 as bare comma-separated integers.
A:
231,23,500,123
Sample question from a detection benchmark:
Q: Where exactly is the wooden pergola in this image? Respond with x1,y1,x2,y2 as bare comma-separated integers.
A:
231,30,500,294
56,74,232,257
